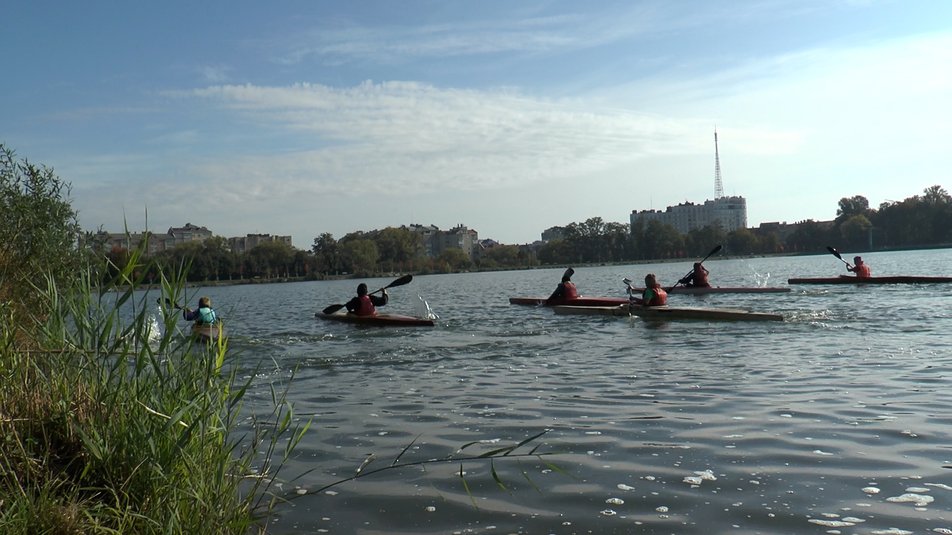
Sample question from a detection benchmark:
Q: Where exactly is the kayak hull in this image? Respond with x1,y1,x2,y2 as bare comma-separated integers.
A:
191,322,225,342
509,296,629,306
628,286,791,294
552,304,784,322
787,275,952,285
316,311,435,327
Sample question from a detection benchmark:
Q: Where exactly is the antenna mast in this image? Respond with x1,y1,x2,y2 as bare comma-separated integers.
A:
713,129,724,199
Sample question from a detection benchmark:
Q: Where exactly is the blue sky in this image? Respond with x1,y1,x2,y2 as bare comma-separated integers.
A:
4,0,951,248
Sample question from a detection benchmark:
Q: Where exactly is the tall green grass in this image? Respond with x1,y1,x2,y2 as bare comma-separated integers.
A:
0,245,308,533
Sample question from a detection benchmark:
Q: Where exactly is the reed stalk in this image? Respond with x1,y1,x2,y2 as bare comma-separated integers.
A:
0,243,305,534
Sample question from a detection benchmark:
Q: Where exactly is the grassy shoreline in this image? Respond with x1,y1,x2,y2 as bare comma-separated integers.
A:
0,258,306,533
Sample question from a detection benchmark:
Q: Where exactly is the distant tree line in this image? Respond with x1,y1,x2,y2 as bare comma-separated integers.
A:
93,185,951,282
535,185,951,265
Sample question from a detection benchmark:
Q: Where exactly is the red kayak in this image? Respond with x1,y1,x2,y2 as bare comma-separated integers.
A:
509,296,629,307
316,310,435,327
787,275,952,285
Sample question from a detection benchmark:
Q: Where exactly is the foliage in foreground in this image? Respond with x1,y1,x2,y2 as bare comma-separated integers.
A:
0,237,308,533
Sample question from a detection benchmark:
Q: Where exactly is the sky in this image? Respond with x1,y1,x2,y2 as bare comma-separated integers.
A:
3,0,951,249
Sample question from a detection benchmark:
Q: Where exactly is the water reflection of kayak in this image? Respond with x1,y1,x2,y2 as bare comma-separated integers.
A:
315,310,435,327
552,304,784,322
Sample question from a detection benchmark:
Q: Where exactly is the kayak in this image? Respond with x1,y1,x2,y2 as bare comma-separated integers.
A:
509,296,629,307
787,275,952,285
627,286,791,294
552,304,784,322
191,322,225,342
316,310,435,327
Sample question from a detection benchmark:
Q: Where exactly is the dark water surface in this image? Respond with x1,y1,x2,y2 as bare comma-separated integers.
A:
185,250,952,534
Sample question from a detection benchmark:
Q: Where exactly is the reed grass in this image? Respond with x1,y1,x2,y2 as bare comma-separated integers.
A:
0,245,307,533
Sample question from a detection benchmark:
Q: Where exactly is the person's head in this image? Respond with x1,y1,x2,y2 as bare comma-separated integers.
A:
644,273,658,287
853,256,863,265
357,283,368,296
198,296,211,308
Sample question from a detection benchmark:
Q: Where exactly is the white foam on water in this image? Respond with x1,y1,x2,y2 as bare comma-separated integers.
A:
616,484,635,491
886,493,934,507
606,497,624,505
809,518,855,527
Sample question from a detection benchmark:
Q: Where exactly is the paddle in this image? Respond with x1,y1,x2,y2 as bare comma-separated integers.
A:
321,274,414,315
826,246,853,269
157,297,182,310
666,244,722,292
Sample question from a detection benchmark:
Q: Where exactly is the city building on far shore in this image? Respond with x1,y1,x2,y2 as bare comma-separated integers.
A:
630,195,748,235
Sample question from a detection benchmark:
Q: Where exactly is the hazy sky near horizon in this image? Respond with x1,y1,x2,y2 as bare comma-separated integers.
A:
4,0,951,248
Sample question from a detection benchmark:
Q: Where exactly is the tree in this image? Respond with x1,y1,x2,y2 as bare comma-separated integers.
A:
339,239,379,276
637,220,683,259
246,241,295,278
477,244,522,269
435,248,472,272
836,195,870,223
686,224,727,257
374,227,423,272
839,214,872,250
312,233,340,275
726,227,759,255
785,220,830,253
0,144,82,322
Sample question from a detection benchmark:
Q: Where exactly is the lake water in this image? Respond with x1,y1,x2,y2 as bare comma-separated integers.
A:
179,249,952,534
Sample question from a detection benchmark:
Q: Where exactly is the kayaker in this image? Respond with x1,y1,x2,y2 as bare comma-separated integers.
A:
346,283,388,316
682,262,711,288
545,271,579,305
847,256,872,278
630,274,668,306
183,296,218,325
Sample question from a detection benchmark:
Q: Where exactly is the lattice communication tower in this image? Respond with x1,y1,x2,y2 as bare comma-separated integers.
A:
713,129,724,199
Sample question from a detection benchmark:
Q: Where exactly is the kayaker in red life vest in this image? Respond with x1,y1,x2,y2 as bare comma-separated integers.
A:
847,256,872,278
545,272,579,305
345,283,388,316
683,262,711,288
631,274,668,306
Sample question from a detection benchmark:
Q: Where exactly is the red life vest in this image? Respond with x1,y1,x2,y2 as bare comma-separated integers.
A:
563,281,579,299
354,295,377,316
644,287,668,306
853,264,871,278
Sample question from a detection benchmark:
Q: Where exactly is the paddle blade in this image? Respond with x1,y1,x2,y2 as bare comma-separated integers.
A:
702,244,723,261
563,267,574,280
826,246,842,260
384,274,414,290
322,303,346,315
